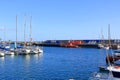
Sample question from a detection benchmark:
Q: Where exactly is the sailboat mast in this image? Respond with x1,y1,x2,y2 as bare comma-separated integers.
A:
24,15,26,46
4,26,6,42
15,15,18,49
108,24,111,47
30,16,32,44
100,27,104,44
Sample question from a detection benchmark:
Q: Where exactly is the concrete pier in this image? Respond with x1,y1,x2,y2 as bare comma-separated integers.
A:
3,39,120,49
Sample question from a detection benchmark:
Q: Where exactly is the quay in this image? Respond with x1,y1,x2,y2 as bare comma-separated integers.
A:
5,39,120,49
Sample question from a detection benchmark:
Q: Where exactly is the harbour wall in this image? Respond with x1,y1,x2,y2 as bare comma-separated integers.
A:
7,39,120,49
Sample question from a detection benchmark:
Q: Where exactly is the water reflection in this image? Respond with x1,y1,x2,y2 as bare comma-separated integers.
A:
33,53,43,63
25,55,30,62
0,57,5,69
9,55,15,59
23,53,43,64
0,57,5,62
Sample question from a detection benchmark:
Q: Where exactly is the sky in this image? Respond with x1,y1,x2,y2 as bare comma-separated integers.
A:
0,0,120,41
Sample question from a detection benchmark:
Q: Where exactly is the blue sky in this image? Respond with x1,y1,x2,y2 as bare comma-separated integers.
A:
0,0,120,41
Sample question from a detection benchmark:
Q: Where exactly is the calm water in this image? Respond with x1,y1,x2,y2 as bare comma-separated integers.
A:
0,47,107,80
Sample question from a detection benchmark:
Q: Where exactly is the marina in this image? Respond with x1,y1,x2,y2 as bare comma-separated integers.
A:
1,0,120,80
0,18,120,79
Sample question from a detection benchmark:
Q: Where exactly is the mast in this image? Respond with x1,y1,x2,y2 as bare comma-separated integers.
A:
30,16,32,45
106,24,113,76
24,15,26,47
108,24,111,48
15,15,18,49
101,28,104,41
4,26,6,42
106,24,112,65
100,27,104,45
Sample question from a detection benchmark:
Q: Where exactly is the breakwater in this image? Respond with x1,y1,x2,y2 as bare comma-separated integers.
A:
7,39,120,49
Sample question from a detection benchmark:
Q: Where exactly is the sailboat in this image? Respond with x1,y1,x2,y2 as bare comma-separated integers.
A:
18,15,31,55
1,26,15,55
107,50,120,78
14,15,20,55
14,15,21,55
105,24,120,78
29,16,43,54
14,15,30,55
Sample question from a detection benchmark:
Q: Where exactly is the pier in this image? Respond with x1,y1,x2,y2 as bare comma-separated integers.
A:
7,39,120,49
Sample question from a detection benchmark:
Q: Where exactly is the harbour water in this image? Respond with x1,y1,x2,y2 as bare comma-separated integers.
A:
0,47,107,80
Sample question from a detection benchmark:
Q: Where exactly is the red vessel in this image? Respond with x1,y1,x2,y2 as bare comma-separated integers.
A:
60,40,83,48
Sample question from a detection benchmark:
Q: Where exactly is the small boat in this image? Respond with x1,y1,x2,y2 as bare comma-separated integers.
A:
29,16,43,54
104,25,120,78
35,47,43,53
0,51,5,57
30,46,43,54
16,15,30,55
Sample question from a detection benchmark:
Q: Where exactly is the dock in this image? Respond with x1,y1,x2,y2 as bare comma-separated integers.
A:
6,39,120,49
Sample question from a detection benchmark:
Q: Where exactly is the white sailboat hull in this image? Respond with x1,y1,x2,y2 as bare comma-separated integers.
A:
0,52,5,57
5,51,14,55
